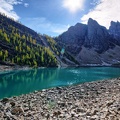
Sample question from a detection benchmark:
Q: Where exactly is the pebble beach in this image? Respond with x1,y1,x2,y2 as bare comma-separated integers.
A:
0,77,120,120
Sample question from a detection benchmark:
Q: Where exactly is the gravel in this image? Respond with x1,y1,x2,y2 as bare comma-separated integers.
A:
0,78,120,120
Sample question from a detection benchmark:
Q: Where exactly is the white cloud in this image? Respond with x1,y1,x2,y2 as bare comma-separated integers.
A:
5,0,22,5
81,0,120,28
0,0,25,20
90,0,101,5
62,0,85,13
23,17,70,36
24,3,29,7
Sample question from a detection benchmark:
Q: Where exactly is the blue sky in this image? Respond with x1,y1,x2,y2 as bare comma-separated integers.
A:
0,0,120,36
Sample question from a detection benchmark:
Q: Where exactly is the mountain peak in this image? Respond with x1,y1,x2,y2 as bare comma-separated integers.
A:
111,20,120,25
68,23,87,31
88,18,99,26
109,20,120,41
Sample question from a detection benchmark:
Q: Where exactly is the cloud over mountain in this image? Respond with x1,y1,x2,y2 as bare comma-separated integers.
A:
0,0,21,20
81,0,120,29
0,0,29,20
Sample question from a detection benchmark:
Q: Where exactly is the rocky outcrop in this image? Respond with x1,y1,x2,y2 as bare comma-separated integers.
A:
109,21,120,37
109,21,120,44
58,23,87,44
85,18,110,53
57,23,87,55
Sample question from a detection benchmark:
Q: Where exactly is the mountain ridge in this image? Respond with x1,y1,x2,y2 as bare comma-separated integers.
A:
56,18,120,66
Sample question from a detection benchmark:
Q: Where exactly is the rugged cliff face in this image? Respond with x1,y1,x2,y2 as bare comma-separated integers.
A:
57,18,112,54
85,18,110,53
56,18,120,66
109,21,120,44
109,21,120,37
57,23,87,55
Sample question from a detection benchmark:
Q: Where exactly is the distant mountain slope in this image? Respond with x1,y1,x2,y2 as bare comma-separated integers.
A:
0,14,45,45
56,18,120,66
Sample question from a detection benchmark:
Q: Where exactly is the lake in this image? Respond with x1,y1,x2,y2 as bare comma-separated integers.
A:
0,67,120,99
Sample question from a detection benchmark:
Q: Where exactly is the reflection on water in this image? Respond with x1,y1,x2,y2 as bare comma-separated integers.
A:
0,67,120,99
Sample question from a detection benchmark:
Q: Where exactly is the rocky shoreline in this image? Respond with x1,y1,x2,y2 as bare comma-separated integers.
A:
0,78,120,120
0,65,33,72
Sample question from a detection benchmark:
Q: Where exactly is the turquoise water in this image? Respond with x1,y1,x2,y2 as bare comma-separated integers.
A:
0,67,120,99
